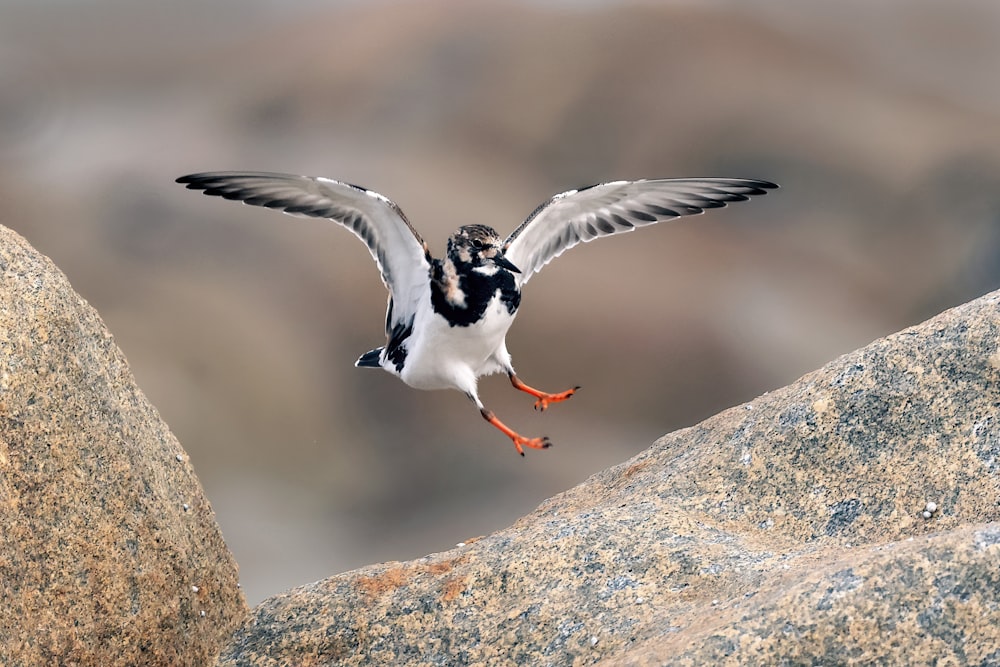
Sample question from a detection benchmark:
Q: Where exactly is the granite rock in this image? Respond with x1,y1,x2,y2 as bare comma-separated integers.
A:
215,288,1000,666
0,225,247,666
609,523,1000,665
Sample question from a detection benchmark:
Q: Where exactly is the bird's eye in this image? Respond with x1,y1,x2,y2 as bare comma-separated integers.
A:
471,239,485,250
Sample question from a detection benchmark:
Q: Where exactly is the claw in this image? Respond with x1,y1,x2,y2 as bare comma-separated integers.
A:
480,407,552,456
532,386,579,412
512,434,552,456
511,374,580,412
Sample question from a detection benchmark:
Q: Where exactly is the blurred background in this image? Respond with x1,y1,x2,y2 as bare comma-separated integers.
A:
3,0,1000,605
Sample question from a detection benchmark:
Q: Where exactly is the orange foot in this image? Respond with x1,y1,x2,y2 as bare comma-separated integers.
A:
509,374,580,412
480,408,552,456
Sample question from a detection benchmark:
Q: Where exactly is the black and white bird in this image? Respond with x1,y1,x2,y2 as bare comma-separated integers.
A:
176,172,776,455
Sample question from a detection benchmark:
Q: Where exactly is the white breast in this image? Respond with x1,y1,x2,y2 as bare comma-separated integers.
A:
398,291,516,393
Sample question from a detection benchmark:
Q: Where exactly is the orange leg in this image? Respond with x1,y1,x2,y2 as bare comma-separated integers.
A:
509,373,580,412
480,408,551,456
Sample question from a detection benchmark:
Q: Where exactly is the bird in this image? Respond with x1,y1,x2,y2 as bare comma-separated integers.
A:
176,171,777,455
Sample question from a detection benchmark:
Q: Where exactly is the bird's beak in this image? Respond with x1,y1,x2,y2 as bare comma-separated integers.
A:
494,254,520,273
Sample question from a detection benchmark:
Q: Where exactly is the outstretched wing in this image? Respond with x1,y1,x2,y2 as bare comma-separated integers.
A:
503,178,777,285
177,171,431,334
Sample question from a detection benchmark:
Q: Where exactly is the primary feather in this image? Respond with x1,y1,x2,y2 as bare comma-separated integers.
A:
503,178,777,285
176,171,431,336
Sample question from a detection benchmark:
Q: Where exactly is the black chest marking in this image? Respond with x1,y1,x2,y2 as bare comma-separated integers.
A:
430,260,521,328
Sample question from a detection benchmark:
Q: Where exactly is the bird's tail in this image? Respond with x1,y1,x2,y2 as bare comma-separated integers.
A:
355,347,384,368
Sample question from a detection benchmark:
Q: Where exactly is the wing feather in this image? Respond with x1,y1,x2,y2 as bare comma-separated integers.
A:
177,171,430,333
503,178,777,285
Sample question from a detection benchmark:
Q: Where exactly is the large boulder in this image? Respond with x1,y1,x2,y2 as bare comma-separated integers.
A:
0,225,246,666
216,290,1000,665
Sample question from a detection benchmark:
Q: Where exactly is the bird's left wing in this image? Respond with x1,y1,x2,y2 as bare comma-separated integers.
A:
176,171,431,333
503,178,777,285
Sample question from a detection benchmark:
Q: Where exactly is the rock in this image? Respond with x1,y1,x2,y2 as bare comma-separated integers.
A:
608,523,1000,665
215,289,1000,666
0,225,246,666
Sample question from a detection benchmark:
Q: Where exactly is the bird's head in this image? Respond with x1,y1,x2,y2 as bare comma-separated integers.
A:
447,225,520,273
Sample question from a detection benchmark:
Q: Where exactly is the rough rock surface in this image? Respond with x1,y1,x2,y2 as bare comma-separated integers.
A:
0,224,247,666
216,289,1000,666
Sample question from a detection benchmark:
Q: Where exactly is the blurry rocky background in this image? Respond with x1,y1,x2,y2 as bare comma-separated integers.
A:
3,0,999,605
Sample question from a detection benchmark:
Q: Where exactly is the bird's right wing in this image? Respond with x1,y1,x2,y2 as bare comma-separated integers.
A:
177,171,431,333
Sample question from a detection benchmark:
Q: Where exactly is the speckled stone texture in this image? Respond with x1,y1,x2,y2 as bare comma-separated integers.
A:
216,289,1000,666
0,225,247,666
